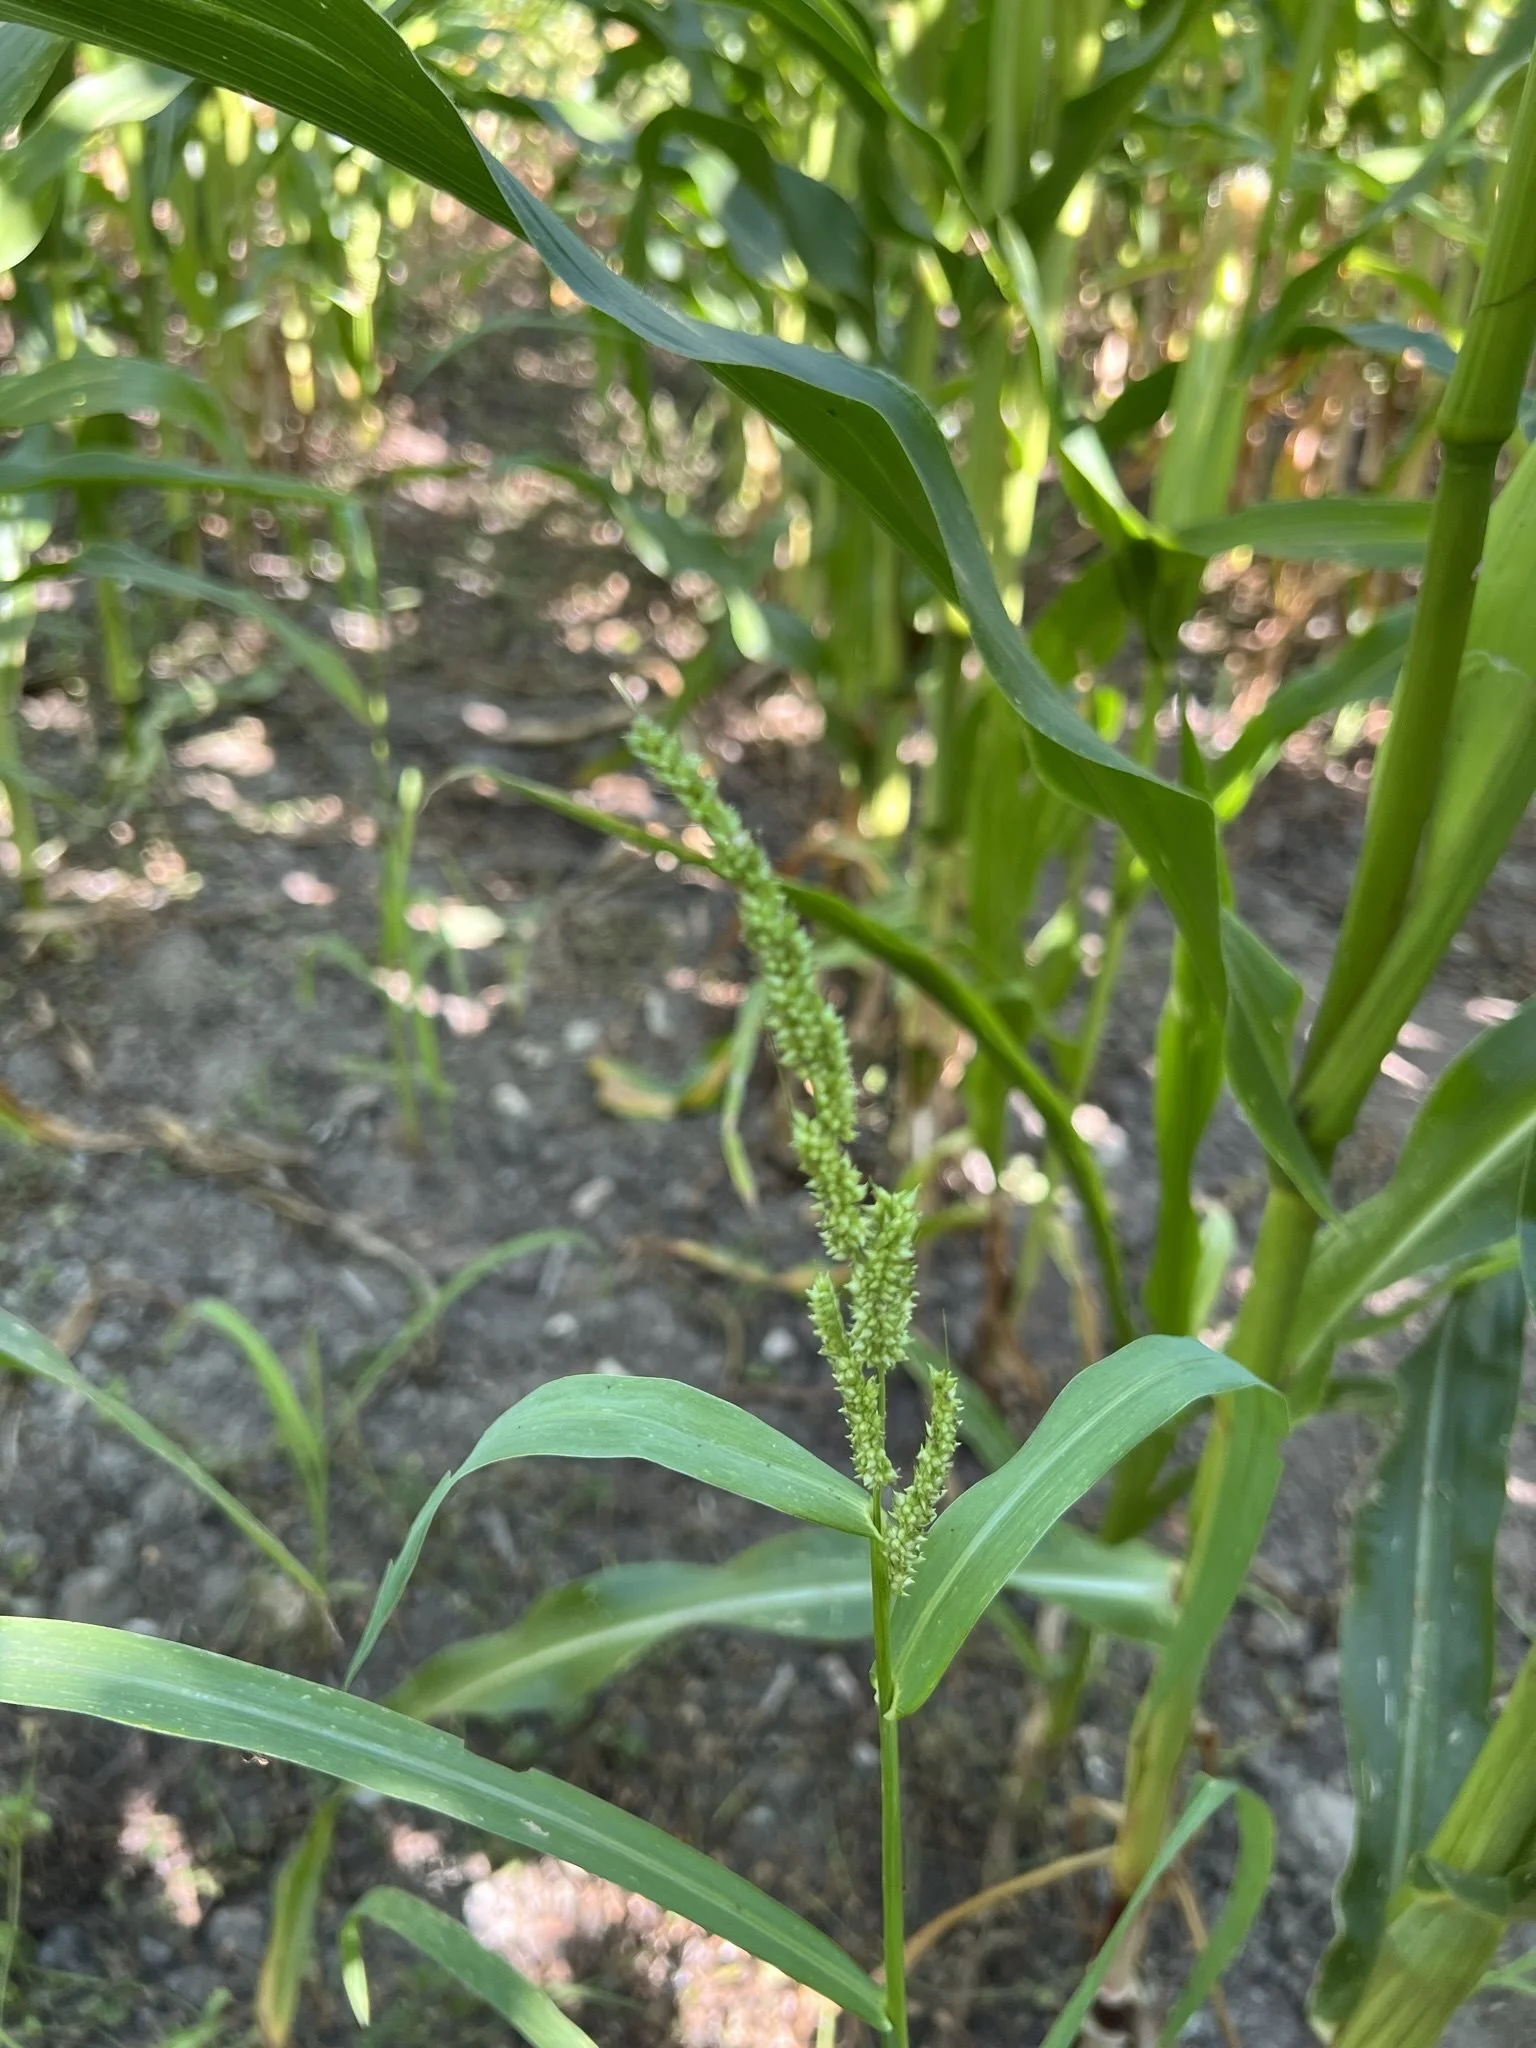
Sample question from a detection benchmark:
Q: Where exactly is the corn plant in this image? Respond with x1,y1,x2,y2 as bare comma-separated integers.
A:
2,1,1536,2042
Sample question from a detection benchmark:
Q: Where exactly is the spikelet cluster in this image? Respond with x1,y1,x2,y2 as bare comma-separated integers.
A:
628,716,956,1589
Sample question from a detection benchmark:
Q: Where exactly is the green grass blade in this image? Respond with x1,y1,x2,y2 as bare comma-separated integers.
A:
1520,1138,1536,1315
0,450,351,507
890,1340,1275,1716
1009,1523,1179,1646
1211,610,1411,800
719,982,765,1211
0,354,238,460
1156,1784,1276,2044
69,542,371,724
349,1376,876,1686
0,25,64,131
1037,1776,1270,2048
1178,499,1432,570
341,1886,598,2045
341,1230,591,1421
256,1794,341,2048
0,1306,324,1604
390,1529,873,1723
1312,1273,1528,2030
1221,911,1334,1219
0,59,186,270
0,1620,886,2028
1290,1002,1536,1393
168,1300,325,1528
0,0,1226,1008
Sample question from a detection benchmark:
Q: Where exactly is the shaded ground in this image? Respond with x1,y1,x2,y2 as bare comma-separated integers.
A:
1,287,1534,2048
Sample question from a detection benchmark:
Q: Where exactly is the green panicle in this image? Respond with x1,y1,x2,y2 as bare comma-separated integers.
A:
628,715,953,1584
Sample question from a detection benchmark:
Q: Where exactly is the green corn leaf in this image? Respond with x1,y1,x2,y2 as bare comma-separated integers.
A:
349,1376,876,1686
167,1301,325,1540
1009,1522,1179,1646
890,1340,1275,1715
341,1230,590,1422
0,450,353,508
1177,499,1431,571
0,354,238,460
0,0,1225,1007
0,1305,325,1605
1221,911,1334,1218
1520,1139,1536,1316
68,543,372,725
1036,1775,1273,2048
1211,610,1411,802
1289,1003,1536,1398
0,59,186,271
0,1620,885,2029
392,1519,1181,1726
256,1794,341,2048
0,24,63,131
340,1887,598,2046
1291,319,1459,384
1312,1274,1529,2030
390,1529,873,1724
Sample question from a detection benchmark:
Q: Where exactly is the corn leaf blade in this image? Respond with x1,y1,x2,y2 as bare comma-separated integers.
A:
0,1305,324,1603
890,1340,1274,1716
0,1619,885,2028
1290,1002,1536,1387
1312,1273,1529,2030
349,1376,876,1686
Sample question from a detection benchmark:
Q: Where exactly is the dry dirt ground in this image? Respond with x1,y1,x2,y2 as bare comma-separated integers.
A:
0,315,1533,2048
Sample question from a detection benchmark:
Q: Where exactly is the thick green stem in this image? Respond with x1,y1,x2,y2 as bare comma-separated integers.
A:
871,1540,909,2048
1300,58,1536,1105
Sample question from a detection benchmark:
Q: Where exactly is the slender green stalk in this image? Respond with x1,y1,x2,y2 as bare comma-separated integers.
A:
871,1538,909,2048
1300,57,1536,1102
1238,0,1335,340
0,690,42,911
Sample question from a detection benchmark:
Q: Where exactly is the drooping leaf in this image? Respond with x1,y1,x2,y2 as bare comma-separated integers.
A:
1211,610,1411,802
1289,1003,1536,1399
1313,1274,1528,2030
392,1518,1181,1725
1221,911,1334,1218
0,1305,325,1604
348,1376,876,1685
0,59,186,270
341,1887,599,2047
0,23,64,132
890,1340,1274,1715
0,1620,885,2028
0,354,238,459
1178,499,1431,571
67,543,372,725
0,0,1225,1006
0,449,352,508
390,1530,874,1723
